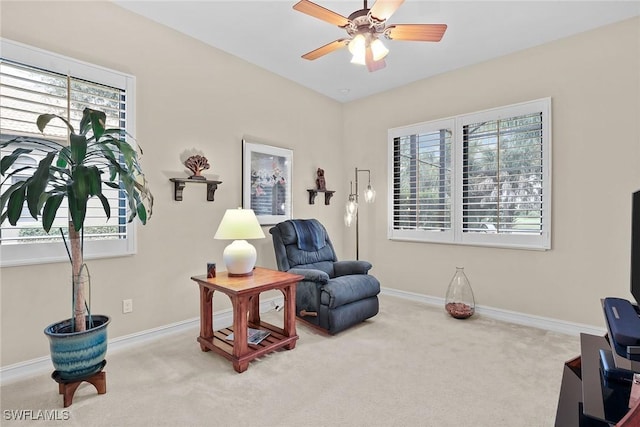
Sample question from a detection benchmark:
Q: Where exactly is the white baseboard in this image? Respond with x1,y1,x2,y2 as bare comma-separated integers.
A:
380,287,607,336
1,290,606,386
0,296,284,386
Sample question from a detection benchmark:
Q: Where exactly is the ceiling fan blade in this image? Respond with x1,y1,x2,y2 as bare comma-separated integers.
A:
365,47,386,72
369,0,405,22
293,0,350,27
385,24,448,42
302,39,349,60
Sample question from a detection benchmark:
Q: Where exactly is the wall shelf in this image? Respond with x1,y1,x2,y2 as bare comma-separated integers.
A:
170,178,222,201
307,189,335,205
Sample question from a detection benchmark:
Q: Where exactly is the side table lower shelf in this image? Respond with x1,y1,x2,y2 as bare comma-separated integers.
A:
198,321,298,369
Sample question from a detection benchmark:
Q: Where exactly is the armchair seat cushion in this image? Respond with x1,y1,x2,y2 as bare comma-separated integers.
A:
321,275,380,309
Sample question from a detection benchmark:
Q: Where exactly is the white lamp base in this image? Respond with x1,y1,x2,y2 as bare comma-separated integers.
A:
223,240,257,276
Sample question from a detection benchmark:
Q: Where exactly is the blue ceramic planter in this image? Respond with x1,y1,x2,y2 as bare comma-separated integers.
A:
44,315,110,381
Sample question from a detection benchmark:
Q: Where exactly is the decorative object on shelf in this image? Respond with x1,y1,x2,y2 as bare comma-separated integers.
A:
344,167,376,259
184,154,210,180
169,178,221,201
445,267,475,319
307,167,335,205
242,139,292,225
214,207,265,276
316,168,326,190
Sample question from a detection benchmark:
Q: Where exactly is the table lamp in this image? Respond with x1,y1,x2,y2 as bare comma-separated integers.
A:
214,208,265,276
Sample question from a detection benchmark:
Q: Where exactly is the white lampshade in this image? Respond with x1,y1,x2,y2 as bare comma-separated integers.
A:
348,34,366,55
214,208,265,276
346,195,358,216
349,34,366,65
370,38,389,61
364,184,376,203
344,212,354,227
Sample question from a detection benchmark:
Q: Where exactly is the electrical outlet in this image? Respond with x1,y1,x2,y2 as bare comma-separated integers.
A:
122,299,133,314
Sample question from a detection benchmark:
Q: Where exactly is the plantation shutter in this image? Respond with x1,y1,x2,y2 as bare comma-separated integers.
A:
388,98,550,250
0,58,128,245
391,120,453,237
462,112,544,235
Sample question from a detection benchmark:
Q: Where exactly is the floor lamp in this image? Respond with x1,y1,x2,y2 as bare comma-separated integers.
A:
344,167,375,260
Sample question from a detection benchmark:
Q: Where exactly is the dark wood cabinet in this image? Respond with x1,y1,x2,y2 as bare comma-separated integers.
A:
555,334,636,426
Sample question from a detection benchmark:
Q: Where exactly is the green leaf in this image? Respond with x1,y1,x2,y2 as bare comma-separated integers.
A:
83,108,106,140
136,201,147,224
0,180,27,214
1,148,33,175
79,108,91,135
42,194,64,232
57,146,71,168
71,165,90,202
97,194,111,220
70,134,87,164
103,181,120,189
86,165,103,196
100,137,137,170
36,114,75,134
7,185,26,225
1,166,35,186
26,152,56,219
67,184,86,232
91,144,118,173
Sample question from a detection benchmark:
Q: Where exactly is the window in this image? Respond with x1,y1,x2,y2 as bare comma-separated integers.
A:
388,98,551,250
0,39,137,266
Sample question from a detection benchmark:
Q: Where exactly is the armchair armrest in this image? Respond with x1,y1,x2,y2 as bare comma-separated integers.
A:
288,268,330,284
333,260,372,276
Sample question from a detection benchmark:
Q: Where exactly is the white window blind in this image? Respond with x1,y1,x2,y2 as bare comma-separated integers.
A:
390,119,454,243
462,113,544,234
0,39,137,266
388,99,551,250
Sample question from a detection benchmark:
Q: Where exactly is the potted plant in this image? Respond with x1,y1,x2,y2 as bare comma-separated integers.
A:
0,108,153,380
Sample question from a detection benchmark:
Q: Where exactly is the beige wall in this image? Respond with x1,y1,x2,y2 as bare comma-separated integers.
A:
344,17,640,327
0,1,346,366
1,1,638,367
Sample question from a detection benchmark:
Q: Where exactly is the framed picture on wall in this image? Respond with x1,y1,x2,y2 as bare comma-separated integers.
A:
242,139,293,225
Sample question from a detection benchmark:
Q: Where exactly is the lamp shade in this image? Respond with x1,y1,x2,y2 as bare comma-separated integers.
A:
214,208,265,240
214,208,265,276
364,184,376,203
370,39,389,61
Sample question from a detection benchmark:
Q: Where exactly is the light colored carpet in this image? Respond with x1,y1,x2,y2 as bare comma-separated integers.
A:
0,295,579,426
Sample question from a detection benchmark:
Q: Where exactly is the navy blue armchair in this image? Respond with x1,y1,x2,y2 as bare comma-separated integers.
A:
269,219,380,334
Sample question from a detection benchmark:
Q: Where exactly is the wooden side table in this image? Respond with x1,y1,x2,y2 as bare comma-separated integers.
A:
191,267,303,373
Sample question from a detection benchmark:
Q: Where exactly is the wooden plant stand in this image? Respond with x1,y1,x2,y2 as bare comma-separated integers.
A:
51,361,107,407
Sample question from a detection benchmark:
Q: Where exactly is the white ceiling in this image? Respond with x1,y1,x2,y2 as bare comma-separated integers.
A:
114,1,640,103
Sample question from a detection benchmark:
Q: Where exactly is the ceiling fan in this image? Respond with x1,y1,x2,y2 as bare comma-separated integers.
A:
293,0,447,72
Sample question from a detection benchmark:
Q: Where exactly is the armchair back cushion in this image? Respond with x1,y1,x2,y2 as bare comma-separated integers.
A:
271,219,337,277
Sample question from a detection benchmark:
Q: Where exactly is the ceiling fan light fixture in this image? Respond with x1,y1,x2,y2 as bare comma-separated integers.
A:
351,51,366,65
293,0,447,72
348,34,366,54
370,38,389,61
348,33,367,65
